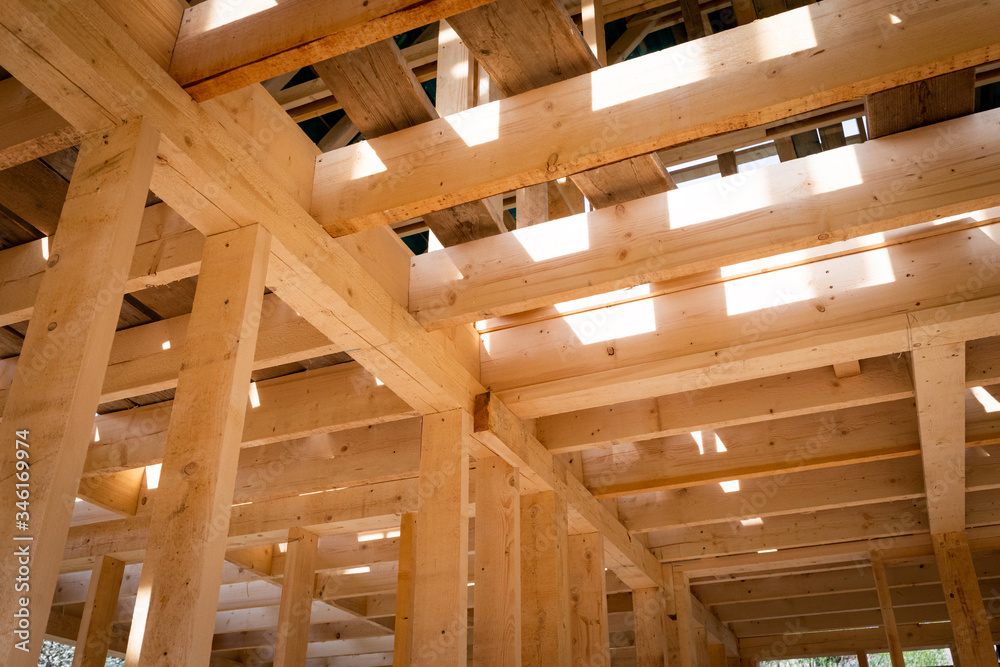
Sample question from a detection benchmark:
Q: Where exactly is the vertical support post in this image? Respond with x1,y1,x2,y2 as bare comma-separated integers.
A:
709,644,728,667
694,627,710,667
674,570,699,667
515,186,548,228
632,587,668,667
274,527,319,667
857,652,870,667
125,223,271,666
0,118,158,666
411,410,470,667
71,555,126,667
581,0,607,66
680,0,709,38
717,152,739,177
869,550,905,667
932,532,997,667
437,20,476,116
393,512,417,667
473,456,521,667
568,533,610,667
521,491,571,667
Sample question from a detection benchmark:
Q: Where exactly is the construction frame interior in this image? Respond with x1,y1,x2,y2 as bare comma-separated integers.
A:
1,0,1000,666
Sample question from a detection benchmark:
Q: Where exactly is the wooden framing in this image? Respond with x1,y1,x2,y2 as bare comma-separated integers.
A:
2,0,1000,664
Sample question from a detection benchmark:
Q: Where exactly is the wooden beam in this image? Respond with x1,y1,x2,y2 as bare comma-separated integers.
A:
932,531,998,667
169,0,497,100
674,571,699,667
515,184,549,228
71,556,126,667
473,456,522,667
313,0,1000,234
125,224,271,666
581,0,607,66
866,69,976,139
631,587,669,667
680,0,708,38
274,527,319,667
392,513,416,667
0,119,158,666
870,550,906,667
411,410,470,667
568,533,610,667
521,491,572,667
0,77,81,169
912,343,967,533
408,108,1000,331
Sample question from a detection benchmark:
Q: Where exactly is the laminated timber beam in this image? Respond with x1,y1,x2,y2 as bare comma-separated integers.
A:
311,0,1000,235
168,0,499,101
0,119,159,666
409,109,1000,330
0,76,81,169
482,220,1000,418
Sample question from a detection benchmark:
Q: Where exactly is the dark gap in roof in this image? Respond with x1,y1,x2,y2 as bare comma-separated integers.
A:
976,81,1000,112
287,66,318,86
404,231,430,255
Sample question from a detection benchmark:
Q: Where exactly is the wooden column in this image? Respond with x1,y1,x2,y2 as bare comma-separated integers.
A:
680,0,709,38
125,223,271,666
717,152,739,177
694,627,711,667
674,570,699,667
274,527,319,667
0,119,158,666
521,491,571,667
581,0,607,66
393,513,417,667
516,186,548,228
71,555,126,667
473,456,521,667
932,532,998,667
709,642,728,667
856,652,869,667
632,587,668,667
869,550,905,667
437,20,476,116
568,533,610,667
411,410,471,667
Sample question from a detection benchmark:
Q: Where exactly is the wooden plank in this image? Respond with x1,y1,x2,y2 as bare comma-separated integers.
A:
716,151,738,177
568,533,610,667
473,456,522,667
125,224,271,665
71,556,125,667
274,527,319,667
832,360,862,378
0,119,158,667
912,343,967,533
392,513,415,667
631,587,668,667
0,77,81,169
674,571,699,667
680,0,708,38
521,491,572,667
931,531,998,667
870,550,906,667
866,69,976,139
515,184,548,228
313,0,1000,234
169,0,497,100
411,410,470,667
408,108,1000,331
581,0,608,66
0,159,68,235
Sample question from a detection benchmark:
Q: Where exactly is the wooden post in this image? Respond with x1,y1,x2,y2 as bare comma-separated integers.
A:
71,555,126,667
411,410,470,667
581,0,607,66
437,20,476,116
521,491,571,667
674,570,699,667
680,0,709,38
515,185,548,228
709,642,728,667
632,587,667,667
125,223,271,666
856,652,870,667
274,527,319,667
869,551,905,667
393,512,417,667
694,627,711,667
717,152,739,177
473,456,521,667
0,118,158,666
568,533,610,667
932,532,998,667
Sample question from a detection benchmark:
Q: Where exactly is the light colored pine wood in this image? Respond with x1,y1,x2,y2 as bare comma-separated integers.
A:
567,533,610,667
169,0,497,100
632,587,668,667
581,0,607,66
521,491,571,667
0,119,158,667
931,531,998,667
393,513,416,667
125,224,271,667
832,360,862,378
912,343,967,534
674,570,699,667
411,410,470,667
273,527,318,667
71,555,126,667
869,550,906,667
515,185,548,228
474,456,522,667
0,77,82,169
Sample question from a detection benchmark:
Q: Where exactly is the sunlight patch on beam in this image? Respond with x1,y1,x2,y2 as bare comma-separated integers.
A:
350,142,388,179
740,517,763,526
714,434,727,453
513,215,589,261
444,102,500,147
972,386,1000,413
691,431,704,455
751,7,818,61
720,480,740,493
145,463,162,490
803,147,864,195
558,289,655,345
202,0,278,32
